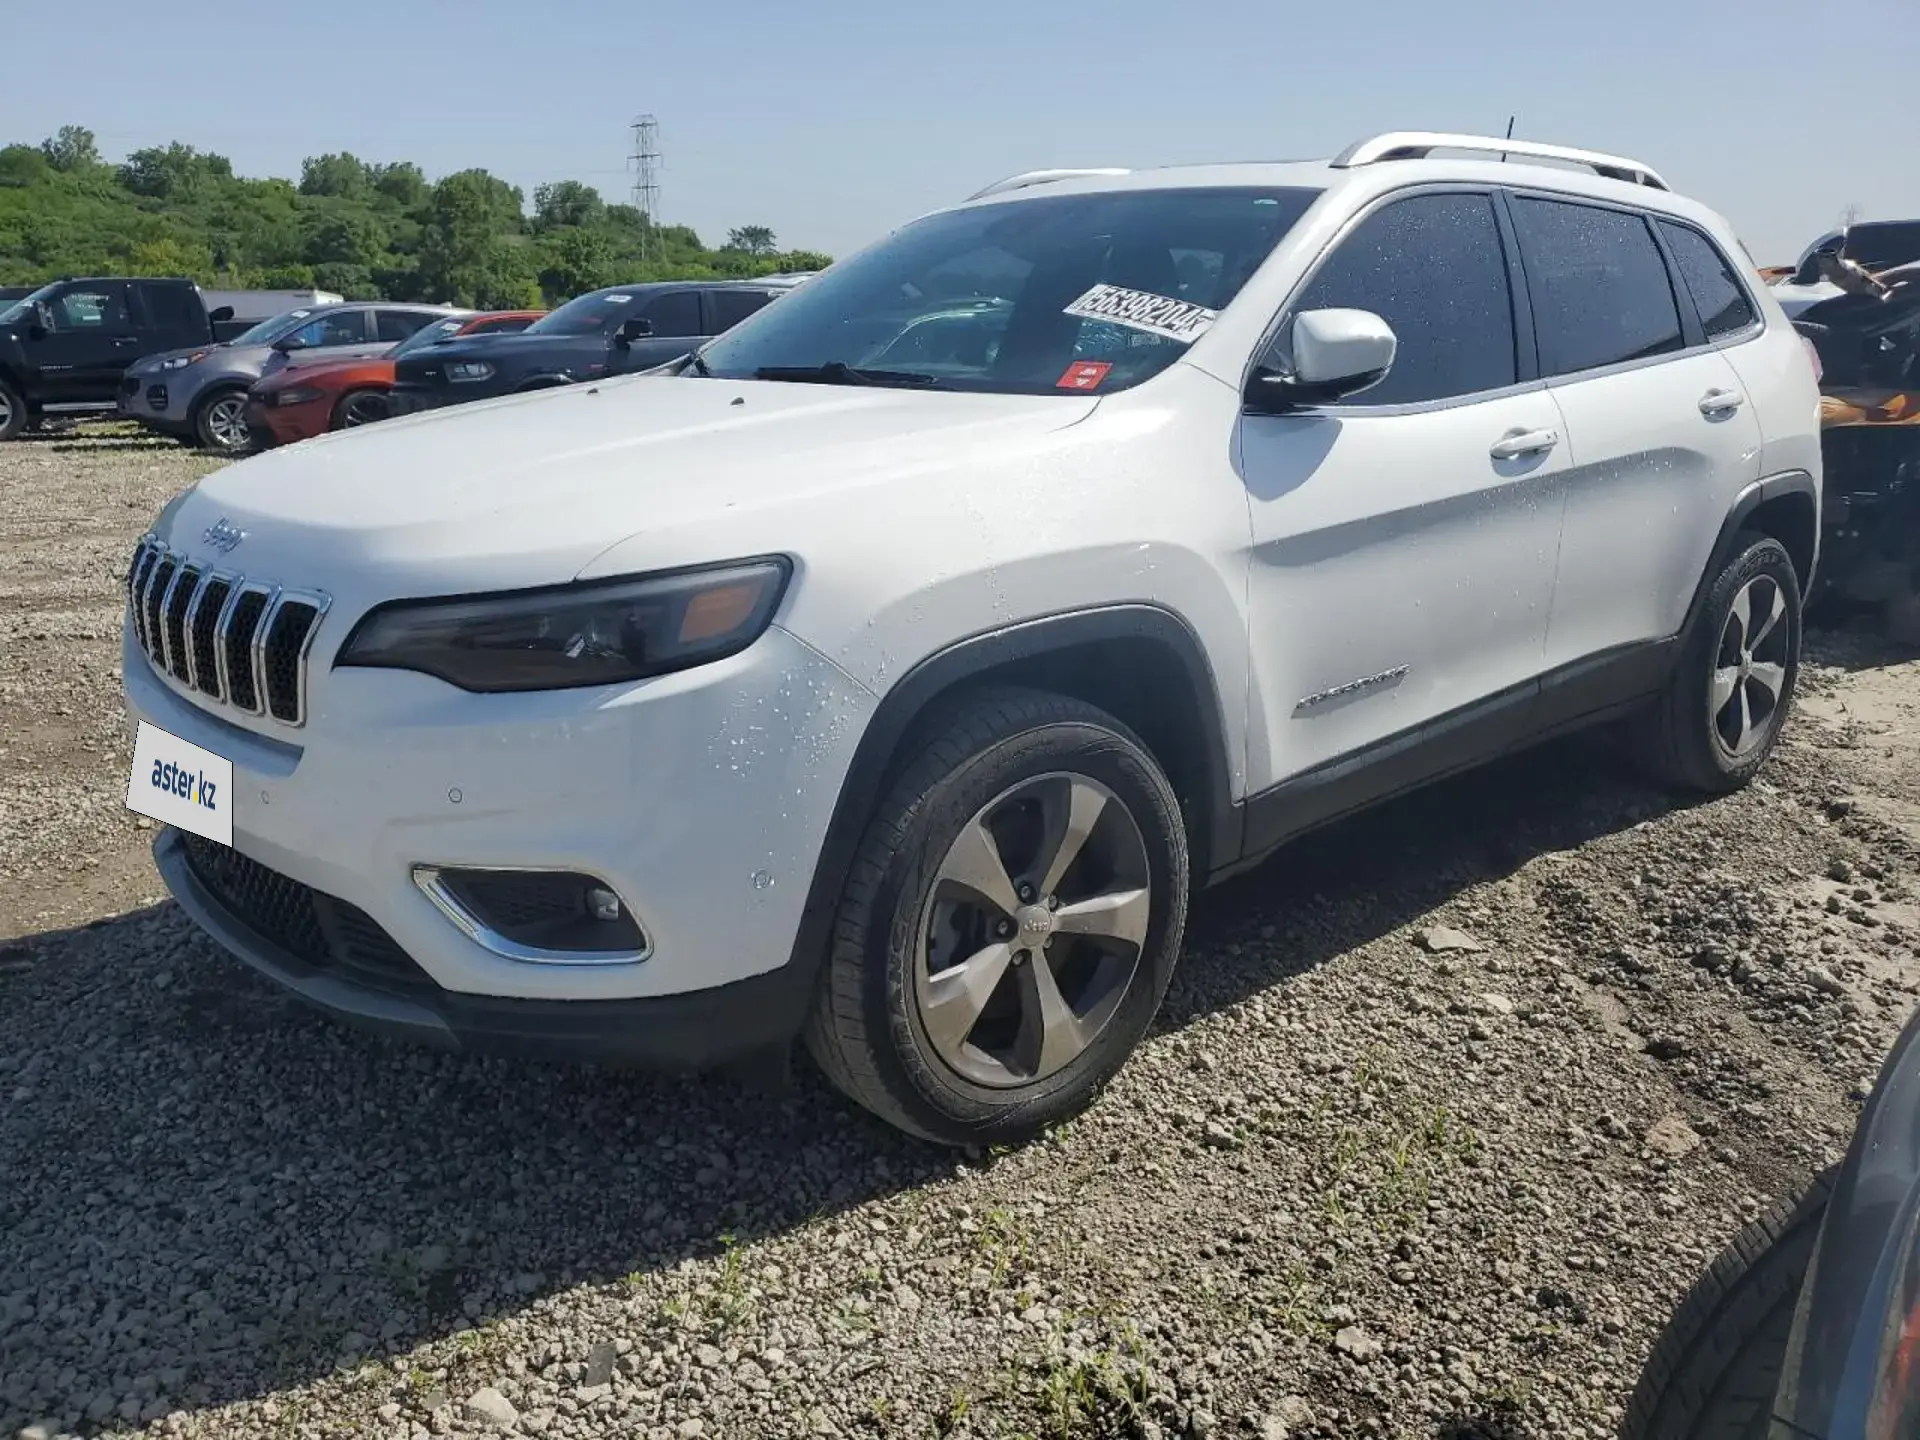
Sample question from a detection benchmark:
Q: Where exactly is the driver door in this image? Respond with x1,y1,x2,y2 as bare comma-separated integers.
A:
29,282,141,402
1235,190,1568,829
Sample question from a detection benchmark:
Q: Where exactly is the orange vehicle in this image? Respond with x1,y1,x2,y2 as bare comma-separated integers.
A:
245,309,544,446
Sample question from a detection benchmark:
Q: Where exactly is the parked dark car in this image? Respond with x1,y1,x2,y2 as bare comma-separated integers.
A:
386,281,790,416
1627,1000,1920,1438
0,277,242,440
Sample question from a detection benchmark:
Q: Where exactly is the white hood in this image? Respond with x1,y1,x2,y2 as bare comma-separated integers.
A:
156,374,1099,605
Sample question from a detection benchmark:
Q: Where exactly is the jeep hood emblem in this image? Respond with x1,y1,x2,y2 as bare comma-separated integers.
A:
202,518,247,553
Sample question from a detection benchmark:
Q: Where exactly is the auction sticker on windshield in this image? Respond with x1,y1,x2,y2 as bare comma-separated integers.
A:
127,721,233,846
1063,284,1219,344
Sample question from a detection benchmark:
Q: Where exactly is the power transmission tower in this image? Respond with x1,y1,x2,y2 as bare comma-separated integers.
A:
629,115,661,261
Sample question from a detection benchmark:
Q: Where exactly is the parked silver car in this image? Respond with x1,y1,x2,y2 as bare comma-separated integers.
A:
118,302,457,452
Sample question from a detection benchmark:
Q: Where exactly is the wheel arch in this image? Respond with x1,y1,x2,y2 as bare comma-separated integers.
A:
1685,470,1819,634
782,604,1241,986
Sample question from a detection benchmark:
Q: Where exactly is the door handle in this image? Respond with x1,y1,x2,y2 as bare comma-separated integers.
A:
1489,428,1560,460
1698,388,1746,416
110,336,139,347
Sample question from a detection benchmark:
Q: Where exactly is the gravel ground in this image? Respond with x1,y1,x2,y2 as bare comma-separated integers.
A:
4,425,1919,1440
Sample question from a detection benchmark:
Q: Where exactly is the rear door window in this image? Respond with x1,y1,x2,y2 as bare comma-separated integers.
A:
641,290,703,337
375,309,436,342
1282,192,1517,406
1658,222,1758,341
139,283,206,334
706,289,773,333
1510,198,1683,377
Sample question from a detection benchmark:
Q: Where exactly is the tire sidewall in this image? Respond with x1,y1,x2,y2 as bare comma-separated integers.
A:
194,387,251,453
0,379,24,441
857,717,1188,1142
1690,536,1802,785
332,389,389,431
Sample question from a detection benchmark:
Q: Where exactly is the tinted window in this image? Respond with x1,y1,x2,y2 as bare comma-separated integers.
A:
1511,199,1682,376
469,313,536,335
708,289,772,332
281,309,367,350
1659,222,1757,340
49,284,131,333
1845,223,1920,272
642,291,703,338
141,283,205,333
376,309,437,342
1284,193,1516,405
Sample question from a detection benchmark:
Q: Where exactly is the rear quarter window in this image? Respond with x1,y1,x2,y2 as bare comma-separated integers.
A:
1658,221,1758,341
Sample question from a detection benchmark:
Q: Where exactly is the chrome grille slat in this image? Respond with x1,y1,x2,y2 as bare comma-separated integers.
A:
123,537,327,728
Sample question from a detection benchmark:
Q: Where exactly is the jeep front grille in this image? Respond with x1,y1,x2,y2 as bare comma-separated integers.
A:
126,534,330,727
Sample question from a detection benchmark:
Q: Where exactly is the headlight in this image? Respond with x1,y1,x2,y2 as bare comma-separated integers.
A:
336,559,792,692
156,353,205,372
446,361,496,383
274,386,325,406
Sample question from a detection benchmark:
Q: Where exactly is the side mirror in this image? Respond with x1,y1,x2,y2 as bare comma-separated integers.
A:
617,316,654,344
207,305,234,324
1244,308,1397,412
25,323,46,342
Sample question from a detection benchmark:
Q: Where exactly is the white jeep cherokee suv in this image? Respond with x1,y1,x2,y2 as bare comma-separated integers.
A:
123,132,1820,1145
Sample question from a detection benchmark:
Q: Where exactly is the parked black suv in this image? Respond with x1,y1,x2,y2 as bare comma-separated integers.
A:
387,281,789,416
0,278,237,439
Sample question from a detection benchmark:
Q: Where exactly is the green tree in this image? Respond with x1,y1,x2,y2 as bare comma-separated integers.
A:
533,180,605,231
726,225,777,256
537,226,615,302
298,152,370,199
369,161,427,209
417,169,528,305
39,125,100,172
118,143,233,200
0,145,51,188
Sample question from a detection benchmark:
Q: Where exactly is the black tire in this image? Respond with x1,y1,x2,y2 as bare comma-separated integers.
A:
1623,1168,1834,1440
803,688,1189,1146
331,388,391,430
192,386,253,454
1638,532,1802,792
0,377,25,441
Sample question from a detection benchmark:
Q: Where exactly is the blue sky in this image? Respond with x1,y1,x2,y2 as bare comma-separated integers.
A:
3,0,1914,263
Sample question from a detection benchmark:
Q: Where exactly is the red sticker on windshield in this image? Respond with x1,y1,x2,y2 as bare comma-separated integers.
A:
1056,360,1112,391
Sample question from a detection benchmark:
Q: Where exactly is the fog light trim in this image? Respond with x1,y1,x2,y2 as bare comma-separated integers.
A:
412,865,651,966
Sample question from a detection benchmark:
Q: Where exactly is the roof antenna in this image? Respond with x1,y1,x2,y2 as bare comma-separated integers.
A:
1502,115,1515,161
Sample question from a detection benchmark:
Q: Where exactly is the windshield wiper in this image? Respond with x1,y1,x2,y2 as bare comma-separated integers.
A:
752,362,949,389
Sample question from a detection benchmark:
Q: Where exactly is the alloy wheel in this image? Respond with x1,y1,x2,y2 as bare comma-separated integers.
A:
1711,574,1791,758
340,393,389,427
0,389,13,434
205,395,250,451
913,772,1152,1088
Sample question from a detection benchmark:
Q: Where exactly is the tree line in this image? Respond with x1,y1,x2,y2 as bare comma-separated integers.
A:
0,126,830,307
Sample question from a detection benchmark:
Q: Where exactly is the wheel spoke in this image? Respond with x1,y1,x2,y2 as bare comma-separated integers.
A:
1727,584,1752,650
1748,660,1787,701
1734,681,1754,751
1053,887,1150,948
1749,582,1786,649
1711,665,1741,718
1035,776,1109,898
1021,952,1090,1076
939,818,1022,917
921,942,1014,1054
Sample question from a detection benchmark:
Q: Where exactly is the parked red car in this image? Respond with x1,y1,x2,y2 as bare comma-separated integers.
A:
245,310,544,446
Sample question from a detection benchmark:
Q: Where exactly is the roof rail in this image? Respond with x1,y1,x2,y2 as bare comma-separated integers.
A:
965,168,1131,202
1330,131,1668,191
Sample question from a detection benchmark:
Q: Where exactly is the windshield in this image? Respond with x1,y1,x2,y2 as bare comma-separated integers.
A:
0,282,61,327
525,290,641,338
228,307,316,347
389,317,471,358
695,186,1321,394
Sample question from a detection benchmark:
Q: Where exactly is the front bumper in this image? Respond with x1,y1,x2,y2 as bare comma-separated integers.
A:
126,620,876,1031
385,385,451,418
156,827,817,1066
245,396,324,447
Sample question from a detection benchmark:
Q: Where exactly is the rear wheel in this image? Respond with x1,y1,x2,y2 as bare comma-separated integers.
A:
193,387,252,454
331,388,390,430
804,689,1189,1146
1623,1169,1833,1439
1637,533,1801,792
0,378,24,441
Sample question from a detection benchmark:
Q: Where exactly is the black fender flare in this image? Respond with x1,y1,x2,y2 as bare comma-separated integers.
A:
1682,469,1820,636
780,603,1240,993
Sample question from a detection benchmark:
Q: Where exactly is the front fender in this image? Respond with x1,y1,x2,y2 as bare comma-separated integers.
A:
1775,1001,1920,1438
